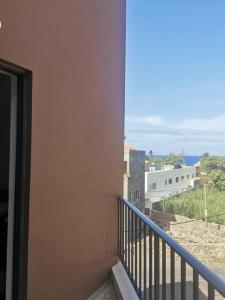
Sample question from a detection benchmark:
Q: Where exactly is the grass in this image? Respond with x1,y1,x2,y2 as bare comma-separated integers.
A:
161,188,225,225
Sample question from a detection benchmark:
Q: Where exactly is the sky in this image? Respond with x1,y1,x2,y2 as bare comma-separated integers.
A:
125,0,225,155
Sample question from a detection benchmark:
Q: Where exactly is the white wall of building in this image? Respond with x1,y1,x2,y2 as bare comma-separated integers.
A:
145,166,197,208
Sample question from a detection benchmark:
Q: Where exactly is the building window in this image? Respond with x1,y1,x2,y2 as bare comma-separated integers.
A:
148,183,157,191
176,177,179,183
169,178,172,184
192,174,194,178
181,176,184,181
187,175,190,179
165,179,167,185
151,183,157,190
131,188,140,203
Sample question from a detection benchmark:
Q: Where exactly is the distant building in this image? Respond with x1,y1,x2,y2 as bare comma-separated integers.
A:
145,166,197,212
123,144,145,212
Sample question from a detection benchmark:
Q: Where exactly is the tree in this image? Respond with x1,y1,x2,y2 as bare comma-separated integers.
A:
201,156,225,172
166,154,184,165
201,152,210,161
204,169,225,191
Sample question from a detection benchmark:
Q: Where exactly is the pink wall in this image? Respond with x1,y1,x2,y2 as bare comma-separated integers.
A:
0,0,125,298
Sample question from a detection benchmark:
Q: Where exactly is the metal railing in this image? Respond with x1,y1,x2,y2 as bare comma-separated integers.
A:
118,197,225,300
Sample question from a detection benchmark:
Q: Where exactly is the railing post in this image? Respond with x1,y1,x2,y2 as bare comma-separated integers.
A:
122,202,124,264
208,283,215,300
193,270,199,300
125,205,127,268
128,208,130,276
143,224,147,300
149,228,152,300
131,211,134,282
135,214,137,289
154,233,160,300
139,218,142,297
162,241,167,300
181,259,186,300
171,248,175,300
118,198,120,258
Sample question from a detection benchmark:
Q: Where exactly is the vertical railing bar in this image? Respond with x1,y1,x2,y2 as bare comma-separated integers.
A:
121,202,124,264
171,248,175,300
149,228,152,300
181,258,186,300
135,214,137,290
208,283,215,300
154,233,160,300
139,218,142,297
117,198,120,257
125,204,127,268
135,214,138,290
144,224,147,300
131,210,134,282
120,200,123,259
162,241,166,300
128,207,130,276
118,199,120,258
193,270,199,300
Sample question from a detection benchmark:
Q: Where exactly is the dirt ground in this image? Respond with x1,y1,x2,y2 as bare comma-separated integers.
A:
167,214,225,280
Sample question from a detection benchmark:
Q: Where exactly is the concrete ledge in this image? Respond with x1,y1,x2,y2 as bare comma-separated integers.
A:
111,260,139,300
87,281,117,300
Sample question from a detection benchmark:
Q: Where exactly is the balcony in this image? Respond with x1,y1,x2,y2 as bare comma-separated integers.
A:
117,198,225,300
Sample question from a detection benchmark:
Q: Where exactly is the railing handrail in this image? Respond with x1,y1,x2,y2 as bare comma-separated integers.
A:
120,197,225,297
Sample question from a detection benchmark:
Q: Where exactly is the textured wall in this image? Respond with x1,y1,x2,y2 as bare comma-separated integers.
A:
0,0,125,299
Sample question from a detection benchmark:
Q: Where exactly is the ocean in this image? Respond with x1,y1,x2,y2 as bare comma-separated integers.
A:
183,155,201,166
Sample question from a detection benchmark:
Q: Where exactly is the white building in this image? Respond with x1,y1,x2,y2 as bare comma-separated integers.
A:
145,166,197,210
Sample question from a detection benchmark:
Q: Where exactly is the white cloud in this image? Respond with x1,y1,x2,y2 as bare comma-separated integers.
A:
127,114,225,133
176,114,225,132
125,113,225,154
126,115,165,126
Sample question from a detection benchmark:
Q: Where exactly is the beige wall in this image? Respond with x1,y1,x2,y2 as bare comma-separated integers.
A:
0,0,126,299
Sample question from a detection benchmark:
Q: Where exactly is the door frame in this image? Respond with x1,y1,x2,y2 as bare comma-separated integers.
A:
0,59,32,300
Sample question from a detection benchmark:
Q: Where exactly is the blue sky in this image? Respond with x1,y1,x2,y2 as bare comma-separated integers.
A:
125,0,225,155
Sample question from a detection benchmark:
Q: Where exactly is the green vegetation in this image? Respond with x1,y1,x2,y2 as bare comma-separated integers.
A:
161,188,225,224
200,155,225,172
200,155,225,190
204,169,225,191
146,153,184,166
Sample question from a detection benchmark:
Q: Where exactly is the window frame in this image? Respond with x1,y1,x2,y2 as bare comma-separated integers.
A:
0,59,32,300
